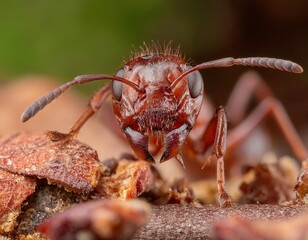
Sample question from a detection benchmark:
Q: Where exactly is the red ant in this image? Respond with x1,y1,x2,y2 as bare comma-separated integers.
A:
21,43,307,206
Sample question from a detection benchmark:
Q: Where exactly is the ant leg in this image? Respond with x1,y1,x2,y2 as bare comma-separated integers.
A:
227,97,308,162
199,106,232,207
69,84,111,136
226,71,274,125
189,71,271,149
189,96,215,141
48,84,111,141
223,71,307,162
190,71,273,154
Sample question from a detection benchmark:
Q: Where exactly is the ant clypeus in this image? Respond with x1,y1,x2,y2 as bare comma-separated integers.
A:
21,43,308,206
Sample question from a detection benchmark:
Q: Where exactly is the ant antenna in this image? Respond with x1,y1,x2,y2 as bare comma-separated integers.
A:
21,74,140,122
171,57,303,89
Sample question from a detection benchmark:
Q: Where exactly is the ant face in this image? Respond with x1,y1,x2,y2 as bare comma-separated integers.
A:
111,54,203,163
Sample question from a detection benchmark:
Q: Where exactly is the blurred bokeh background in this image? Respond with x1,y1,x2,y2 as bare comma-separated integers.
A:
0,1,307,161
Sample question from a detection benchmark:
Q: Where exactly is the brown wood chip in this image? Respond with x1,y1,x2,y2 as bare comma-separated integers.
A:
0,169,36,233
96,159,154,199
0,132,100,194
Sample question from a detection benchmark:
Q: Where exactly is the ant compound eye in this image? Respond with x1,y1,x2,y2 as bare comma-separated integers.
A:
186,65,203,98
112,68,125,101
115,68,125,78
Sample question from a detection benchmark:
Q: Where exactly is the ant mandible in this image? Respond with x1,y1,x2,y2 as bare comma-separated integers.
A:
21,43,308,206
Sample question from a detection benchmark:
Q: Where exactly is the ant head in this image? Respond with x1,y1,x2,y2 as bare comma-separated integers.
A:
111,52,204,164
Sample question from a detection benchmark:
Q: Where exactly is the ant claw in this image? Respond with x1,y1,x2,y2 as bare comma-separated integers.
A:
219,191,233,207
46,131,75,142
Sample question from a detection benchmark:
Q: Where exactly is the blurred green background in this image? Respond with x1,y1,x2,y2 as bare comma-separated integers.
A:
0,0,307,125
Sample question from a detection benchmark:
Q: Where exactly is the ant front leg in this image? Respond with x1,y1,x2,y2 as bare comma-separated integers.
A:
199,106,232,207
48,84,111,141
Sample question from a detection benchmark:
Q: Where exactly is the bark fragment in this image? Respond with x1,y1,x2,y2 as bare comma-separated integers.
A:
96,159,154,199
295,168,308,203
0,169,36,234
38,199,151,240
239,158,297,204
0,132,100,194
